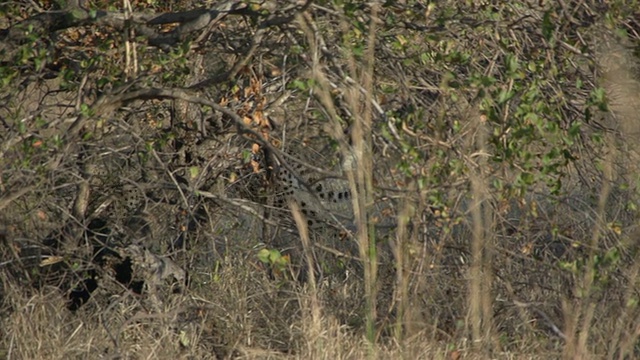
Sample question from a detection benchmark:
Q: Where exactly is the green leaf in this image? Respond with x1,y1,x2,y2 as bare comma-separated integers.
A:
289,79,308,91
497,89,515,104
257,249,271,264
505,53,519,73
189,166,200,180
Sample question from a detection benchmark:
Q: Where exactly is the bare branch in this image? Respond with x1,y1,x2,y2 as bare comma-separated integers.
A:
0,0,248,54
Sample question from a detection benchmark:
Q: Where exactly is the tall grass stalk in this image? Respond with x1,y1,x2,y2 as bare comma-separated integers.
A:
297,3,381,348
467,113,496,351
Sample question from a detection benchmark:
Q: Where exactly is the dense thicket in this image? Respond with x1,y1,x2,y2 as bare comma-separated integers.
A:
1,1,640,358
